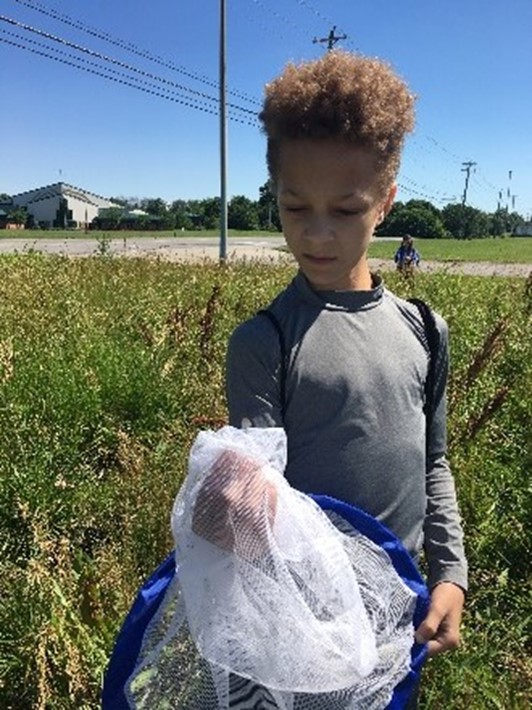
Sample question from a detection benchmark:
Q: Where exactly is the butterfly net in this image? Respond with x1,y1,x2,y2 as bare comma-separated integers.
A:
125,426,419,709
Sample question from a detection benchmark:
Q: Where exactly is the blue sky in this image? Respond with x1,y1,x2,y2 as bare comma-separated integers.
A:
1,0,531,216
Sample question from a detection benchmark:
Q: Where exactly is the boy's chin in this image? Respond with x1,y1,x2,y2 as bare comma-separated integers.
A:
299,262,370,292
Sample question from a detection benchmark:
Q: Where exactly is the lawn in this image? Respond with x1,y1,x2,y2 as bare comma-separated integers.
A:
370,236,532,263
0,228,283,240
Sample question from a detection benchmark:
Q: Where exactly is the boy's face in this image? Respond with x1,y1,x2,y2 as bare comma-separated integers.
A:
276,139,395,291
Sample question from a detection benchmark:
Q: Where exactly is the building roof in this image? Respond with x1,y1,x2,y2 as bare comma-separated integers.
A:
11,182,118,209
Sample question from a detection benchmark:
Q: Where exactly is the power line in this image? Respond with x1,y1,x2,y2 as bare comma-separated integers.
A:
396,182,455,203
250,0,310,43
0,27,255,121
0,35,259,127
12,0,261,106
423,135,463,163
293,0,333,27
0,15,258,118
398,176,456,203
239,2,292,44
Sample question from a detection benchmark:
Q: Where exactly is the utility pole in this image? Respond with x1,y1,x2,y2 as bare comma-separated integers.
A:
313,25,347,51
503,169,513,211
219,0,228,262
461,161,476,205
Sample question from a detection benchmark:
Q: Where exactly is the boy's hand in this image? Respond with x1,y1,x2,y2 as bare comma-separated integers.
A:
415,582,465,656
192,450,277,560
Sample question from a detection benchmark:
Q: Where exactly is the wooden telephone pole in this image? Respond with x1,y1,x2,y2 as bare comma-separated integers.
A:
461,161,476,206
313,25,347,51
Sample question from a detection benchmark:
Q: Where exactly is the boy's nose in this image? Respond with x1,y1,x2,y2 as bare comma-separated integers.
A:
303,217,334,242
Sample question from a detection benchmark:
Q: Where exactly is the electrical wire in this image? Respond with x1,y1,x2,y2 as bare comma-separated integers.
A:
0,35,260,128
250,0,311,42
0,15,258,118
12,0,262,106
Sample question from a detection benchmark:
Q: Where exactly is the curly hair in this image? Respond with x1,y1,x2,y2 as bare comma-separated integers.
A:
260,50,416,191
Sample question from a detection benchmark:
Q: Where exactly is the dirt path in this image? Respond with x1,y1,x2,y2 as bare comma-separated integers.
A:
368,258,531,278
162,248,530,278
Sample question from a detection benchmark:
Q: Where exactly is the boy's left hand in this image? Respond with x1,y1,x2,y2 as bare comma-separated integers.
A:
415,582,465,656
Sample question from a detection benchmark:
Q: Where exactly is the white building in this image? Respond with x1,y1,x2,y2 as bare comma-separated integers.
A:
514,223,532,237
11,183,119,229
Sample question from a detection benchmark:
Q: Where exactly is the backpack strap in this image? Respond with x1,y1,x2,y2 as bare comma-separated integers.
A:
256,309,287,420
407,298,440,441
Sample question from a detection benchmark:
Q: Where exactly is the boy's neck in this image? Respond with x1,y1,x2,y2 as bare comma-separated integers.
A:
348,259,373,291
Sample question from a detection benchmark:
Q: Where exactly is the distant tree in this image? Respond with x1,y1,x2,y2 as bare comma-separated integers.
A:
135,213,173,230
404,199,442,218
108,196,130,208
441,203,490,239
141,198,168,217
228,195,259,231
7,206,28,226
376,201,404,235
200,197,221,229
181,199,204,229
506,210,525,234
170,199,194,230
92,206,124,229
0,193,11,203
378,201,447,238
257,180,281,231
489,208,510,237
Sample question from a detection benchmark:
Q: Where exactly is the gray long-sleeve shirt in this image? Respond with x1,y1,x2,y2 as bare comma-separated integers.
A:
226,272,467,591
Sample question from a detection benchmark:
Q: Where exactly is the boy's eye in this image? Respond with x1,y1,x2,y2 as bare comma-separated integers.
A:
335,208,361,216
282,206,306,213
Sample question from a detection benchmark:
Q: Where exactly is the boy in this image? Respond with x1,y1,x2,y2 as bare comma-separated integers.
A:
226,49,467,668
395,235,421,271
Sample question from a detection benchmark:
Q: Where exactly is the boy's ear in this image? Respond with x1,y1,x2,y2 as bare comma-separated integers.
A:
379,184,397,222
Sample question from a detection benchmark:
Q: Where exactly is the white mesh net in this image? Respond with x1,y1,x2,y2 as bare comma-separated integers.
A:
125,426,418,709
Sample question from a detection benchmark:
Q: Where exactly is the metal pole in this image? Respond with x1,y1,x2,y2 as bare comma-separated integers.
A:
219,0,228,261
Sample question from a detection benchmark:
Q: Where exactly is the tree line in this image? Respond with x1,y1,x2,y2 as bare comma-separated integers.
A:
100,182,280,232
377,199,525,239
1,187,527,237
103,189,525,238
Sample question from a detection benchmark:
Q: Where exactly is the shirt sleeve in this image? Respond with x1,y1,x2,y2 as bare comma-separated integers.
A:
225,316,284,429
424,314,468,591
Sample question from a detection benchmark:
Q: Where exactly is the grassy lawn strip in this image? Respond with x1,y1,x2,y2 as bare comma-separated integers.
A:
0,229,284,240
369,237,532,264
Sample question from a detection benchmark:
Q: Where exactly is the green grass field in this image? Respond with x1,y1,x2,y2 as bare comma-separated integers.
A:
0,228,283,240
369,237,532,263
0,254,530,708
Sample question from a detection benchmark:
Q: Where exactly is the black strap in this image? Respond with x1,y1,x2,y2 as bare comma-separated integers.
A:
407,298,440,438
257,309,287,420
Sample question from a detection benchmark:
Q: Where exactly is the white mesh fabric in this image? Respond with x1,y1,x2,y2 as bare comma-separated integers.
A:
125,426,418,709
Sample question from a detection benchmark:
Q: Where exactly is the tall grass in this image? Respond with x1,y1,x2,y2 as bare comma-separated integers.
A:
0,255,530,708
